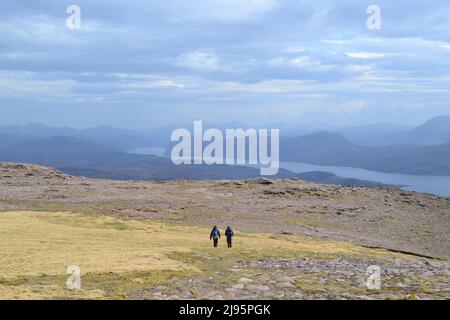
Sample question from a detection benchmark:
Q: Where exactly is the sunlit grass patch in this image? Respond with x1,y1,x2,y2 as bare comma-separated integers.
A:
0,211,406,299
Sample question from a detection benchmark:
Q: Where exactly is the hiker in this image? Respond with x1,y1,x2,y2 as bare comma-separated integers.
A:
225,226,234,248
210,225,221,247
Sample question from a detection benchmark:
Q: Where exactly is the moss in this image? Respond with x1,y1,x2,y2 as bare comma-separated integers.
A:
294,274,326,294
82,270,196,299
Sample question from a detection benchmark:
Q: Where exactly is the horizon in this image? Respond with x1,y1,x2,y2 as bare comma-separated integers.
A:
0,114,448,131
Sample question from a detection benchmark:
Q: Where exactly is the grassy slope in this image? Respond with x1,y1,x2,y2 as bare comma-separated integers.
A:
0,211,415,300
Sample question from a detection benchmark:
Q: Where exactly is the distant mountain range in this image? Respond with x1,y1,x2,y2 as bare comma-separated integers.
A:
0,116,449,177
1,116,448,149
281,131,450,175
0,123,175,151
278,116,450,146
351,116,450,146
0,134,397,187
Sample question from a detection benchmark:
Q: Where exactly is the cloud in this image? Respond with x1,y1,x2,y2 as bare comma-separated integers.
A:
191,0,280,22
345,64,374,73
1,0,450,127
346,52,387,59
284,46,307,53
333,100,367,114
321,39,352,45
176,51,221,71
121,79,187,90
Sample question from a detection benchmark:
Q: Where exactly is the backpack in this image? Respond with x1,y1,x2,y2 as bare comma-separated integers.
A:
212,229,219,239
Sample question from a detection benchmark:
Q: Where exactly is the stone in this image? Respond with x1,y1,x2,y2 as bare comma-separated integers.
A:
248,284,271,291
277,276,294,283
277,282,294,288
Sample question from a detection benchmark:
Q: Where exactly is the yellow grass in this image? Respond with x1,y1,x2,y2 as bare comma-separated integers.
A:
0,211,402,299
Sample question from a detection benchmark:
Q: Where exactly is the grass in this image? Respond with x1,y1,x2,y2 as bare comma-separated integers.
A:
0,211,406,299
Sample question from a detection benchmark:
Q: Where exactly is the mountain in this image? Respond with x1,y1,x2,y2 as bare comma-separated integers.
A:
296,171,398,187
280,132,365,166
281,132,450,175
0,135,294,180
0,136,121,166
0,135,397,186
0,133,29,148
0,123,81,141
335,123,407,145
266,121,334,137
358,116,450,146
2,117,450,177
0,124,168,151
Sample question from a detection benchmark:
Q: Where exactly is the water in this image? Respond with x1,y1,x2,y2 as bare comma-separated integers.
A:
281,162,450,197
127,147,450,197
128,147,166,157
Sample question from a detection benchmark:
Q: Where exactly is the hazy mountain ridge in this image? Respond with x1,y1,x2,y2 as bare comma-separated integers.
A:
0,135,396,187
353,116,450,146
281,132,450,176
1,116,449,177
0,123,171,151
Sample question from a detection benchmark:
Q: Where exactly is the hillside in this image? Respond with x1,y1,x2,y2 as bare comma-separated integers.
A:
0,123,172,151
359,116,450,146
0,135,397,187
281,132,450,175
0,163,449,299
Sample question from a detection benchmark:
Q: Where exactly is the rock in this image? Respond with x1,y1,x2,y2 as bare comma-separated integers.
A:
155,285,167,290
248,284,271,291
377,293,399,300
256,178,274,185
277,282,294,288
356,278,367,286
263,190,285,196
202,290,220,297
232,283,245,289
180,291,192,298
238,277,253,283
277,276,294,283
271,292,286,299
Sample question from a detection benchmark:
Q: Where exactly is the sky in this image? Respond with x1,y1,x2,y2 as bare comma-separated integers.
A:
1,0,450,129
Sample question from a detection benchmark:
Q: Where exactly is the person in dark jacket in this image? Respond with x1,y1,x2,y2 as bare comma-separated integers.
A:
210,225,221,248
225,226,234,248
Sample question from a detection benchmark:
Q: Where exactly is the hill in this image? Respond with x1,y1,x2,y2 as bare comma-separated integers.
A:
0,163,448,300
0,123,169,151
281,132,450,175
359,116,450,146
0,135,396,187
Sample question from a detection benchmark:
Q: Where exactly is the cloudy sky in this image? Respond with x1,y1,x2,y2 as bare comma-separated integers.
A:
1,0,450,128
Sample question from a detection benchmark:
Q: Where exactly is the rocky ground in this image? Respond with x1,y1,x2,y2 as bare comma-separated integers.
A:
1,162,448,259
0,162,449,300
140,255,449,300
